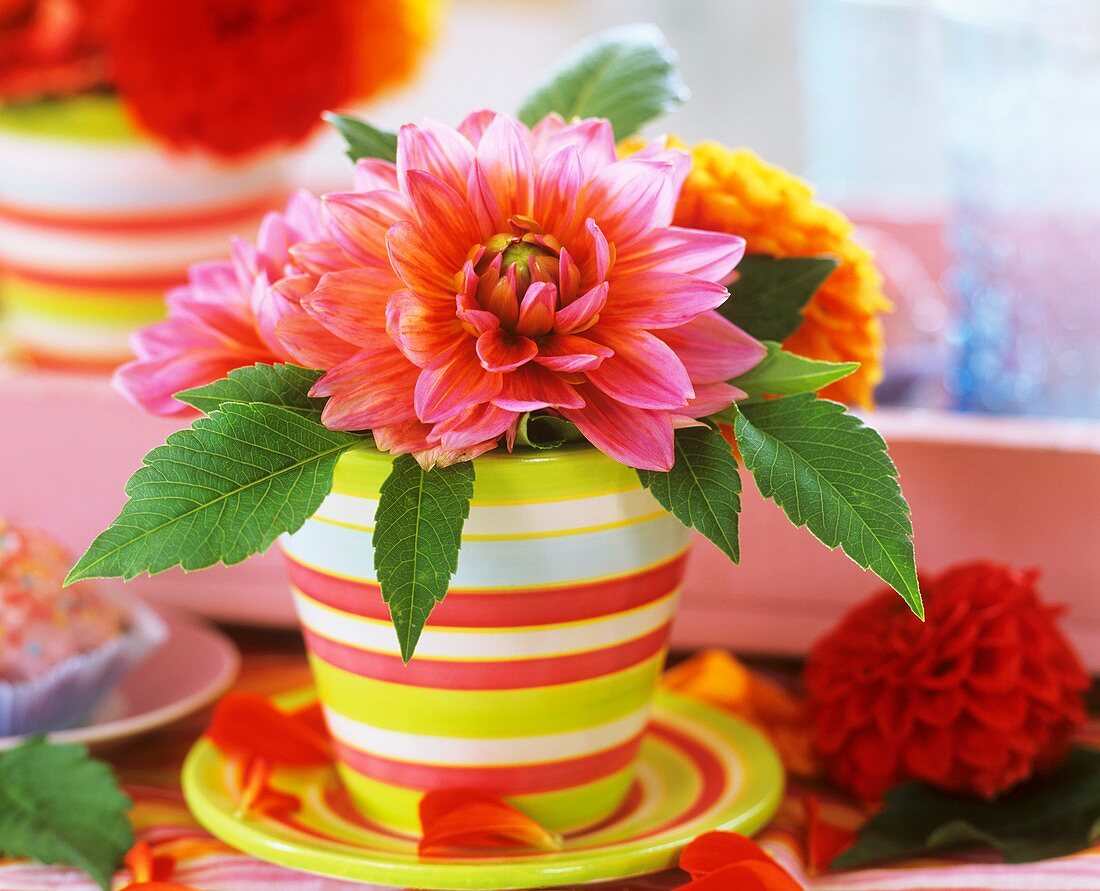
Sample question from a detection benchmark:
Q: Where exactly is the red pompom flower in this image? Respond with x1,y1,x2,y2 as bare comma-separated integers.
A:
806,561,1088,801
106,0,360,157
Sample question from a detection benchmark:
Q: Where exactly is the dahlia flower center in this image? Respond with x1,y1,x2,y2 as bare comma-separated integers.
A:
469,229,564,335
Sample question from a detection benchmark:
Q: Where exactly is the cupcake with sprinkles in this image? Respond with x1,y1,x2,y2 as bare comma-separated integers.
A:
0,518,165,736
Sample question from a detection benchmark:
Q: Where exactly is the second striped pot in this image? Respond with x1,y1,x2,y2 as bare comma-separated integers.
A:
280,445,693,835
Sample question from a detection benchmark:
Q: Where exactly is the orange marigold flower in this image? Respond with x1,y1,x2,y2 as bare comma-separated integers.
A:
663,141,890,408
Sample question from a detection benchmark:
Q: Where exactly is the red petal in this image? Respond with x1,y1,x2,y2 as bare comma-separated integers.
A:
804,795,856,874
680,831,773,880
676,862,802,890
418,789,561,856
206,693,331,766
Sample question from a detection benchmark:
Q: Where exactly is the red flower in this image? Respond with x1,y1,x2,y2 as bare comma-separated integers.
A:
105,0,361,157
806,561,1088,801
0,0,108,100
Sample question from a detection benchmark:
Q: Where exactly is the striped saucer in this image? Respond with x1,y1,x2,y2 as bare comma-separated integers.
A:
182,688,784,890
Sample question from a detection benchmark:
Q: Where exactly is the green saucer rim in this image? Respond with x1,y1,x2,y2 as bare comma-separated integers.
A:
181,688,785,890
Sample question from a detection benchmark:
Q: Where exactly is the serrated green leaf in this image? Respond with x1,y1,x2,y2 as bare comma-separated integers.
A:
636,426,741,563
728,341,858,398
66,403,358,583
0,738,132,891
733,395,921,616
176,363,326,418
373,455,475,663
834,748,1100,868
517,24,688,139
720,255,838,341
514,413,584,450
324,112,398,163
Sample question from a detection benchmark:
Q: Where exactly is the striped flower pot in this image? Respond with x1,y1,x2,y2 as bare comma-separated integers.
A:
0,95,285,371
280,445,694,835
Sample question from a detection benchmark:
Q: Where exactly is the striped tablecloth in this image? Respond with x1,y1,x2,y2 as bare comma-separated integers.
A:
2,633,1098,891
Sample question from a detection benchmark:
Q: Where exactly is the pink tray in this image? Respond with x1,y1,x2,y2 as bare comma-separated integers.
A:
3,369,1098,666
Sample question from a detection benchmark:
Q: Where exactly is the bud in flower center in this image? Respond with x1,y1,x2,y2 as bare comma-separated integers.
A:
471,229,561,332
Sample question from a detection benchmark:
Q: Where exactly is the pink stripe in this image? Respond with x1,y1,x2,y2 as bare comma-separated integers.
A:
302,623,672,690
333,734,645,796
286,553,687,627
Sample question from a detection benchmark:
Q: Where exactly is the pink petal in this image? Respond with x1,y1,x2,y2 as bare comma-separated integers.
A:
323,190,411,270
456,272,501,336
560,385,674,471
386,221,460,300
373,418,434,455
387,288,465,367
533,333,612,373
601,272,730,329
514,281,556,337
533,146,582,242
113,341,258,417
685,381,742,417
492,363,584,411
429,401,516,450
476,328,538,372
397,118,475,196
353,158,399,192
415,340,503,423
251,275,301,360
473,114,534,223
282,188,328,243
532,116,617,178
583,157,680,247
657,311,767,383
276,311,358,369
302,269,398,350
404,170,482,266
456,109,501,146
614,227,746,282
558,247,581,305
316,347,421,430
588,219,612,282
553,282,608,334
289,240,350,276
585,327,694,410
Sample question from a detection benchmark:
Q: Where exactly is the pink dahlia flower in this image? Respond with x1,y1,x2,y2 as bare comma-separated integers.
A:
114,189,351,415
282,111,765,470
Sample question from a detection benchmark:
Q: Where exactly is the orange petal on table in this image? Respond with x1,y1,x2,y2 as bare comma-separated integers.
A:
805,794,856,874
664,650,752,712
233,757,303,820
123,840,175,884
680,831,775,880
676,860,803,890
418,789,562,856
206,692,331,765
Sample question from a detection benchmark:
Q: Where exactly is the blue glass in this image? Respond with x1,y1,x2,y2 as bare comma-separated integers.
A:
940,1,1100,417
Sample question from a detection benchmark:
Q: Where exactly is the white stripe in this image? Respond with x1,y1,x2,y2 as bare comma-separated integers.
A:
281,513,691,589
293,589,680,660
313,487,665,537
4,313,132,358
323,703,651,765
0,133,284,213
0,214,265,275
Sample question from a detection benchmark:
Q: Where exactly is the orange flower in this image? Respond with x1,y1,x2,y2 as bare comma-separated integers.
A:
418,789,561,856
348,0,439,101
677,831,801,890
666,141,890,408
664,649,819,779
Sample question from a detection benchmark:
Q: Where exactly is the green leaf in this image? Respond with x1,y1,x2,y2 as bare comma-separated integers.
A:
517,24,688,140
0,738,132,891
729,341,858,398
324,112,398,163
514,413,584,450
373,455,475,663
66,403,358,583
720,255,838,341
176,363,326,418
835,748,1100,868
636,426,741,563
733,395,921,616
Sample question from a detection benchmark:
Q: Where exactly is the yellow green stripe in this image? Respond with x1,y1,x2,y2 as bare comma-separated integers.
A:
333,444,641,505
0,94,140,143
307,652,664,738
337,765,636,837
2,276,166,325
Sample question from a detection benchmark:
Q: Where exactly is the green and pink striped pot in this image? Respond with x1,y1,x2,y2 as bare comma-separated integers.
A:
279,444,693,835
